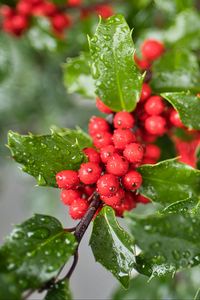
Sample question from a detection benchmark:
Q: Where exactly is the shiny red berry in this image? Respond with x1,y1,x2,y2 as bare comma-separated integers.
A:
145,115,166,136
113,112,135,129
113,129,136,150
83,185,96,196
88,116,110,136
56,170,80,189
68,0,82,6
17,1,32,16
51,13,71,32
123,143,144,163
94,4,113,18
96,98,112,114
114,192,136,216
136,194,150,204
106,153,129,176
144,96,165,115
92,132,113,149
145,144,161,161
78,162,102,184
83,148,100,164
60,189,80,205
100,145,116,163
140,83,152,102
170,109,183,128
122,170,142,191
101,188,125,207
97,174,119,197
141,39,165,61
134,54,151,70
69,198,89,220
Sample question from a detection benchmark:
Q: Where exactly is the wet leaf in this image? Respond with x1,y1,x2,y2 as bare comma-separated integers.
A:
7,127,90,187
89,14,143,112
151,49,200,93
63,52,95,99
0,273,22,300
0,214,77,291
90,206,135,288
196,147,200,170
127,210,200,277
164,9,200,50
45,280,72,300
138,158,200,206
155,135,176,161
112,272,199,300
162,92,200,130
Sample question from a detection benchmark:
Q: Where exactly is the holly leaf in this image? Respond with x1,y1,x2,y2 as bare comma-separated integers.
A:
0,273,22,300
155,135,176,161
45,280,72,300
7,127,90,187
112,272,198,300
151,49,200,93
164,9,200,50
90,206,135,288
138,158,200,206
63,52,95,99
196,147,200,170
0,214,77,291
162,92,200,130
126,210,200,277
89,14,143,112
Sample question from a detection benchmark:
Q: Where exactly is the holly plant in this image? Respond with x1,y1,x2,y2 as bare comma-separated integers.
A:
1,12,200,300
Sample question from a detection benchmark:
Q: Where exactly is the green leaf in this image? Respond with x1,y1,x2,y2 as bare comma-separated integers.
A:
127,211,200,277
112,272,199,300
0,273,22,300
162,92,200,130
138,158,200,206
7,127,90,187
151,49,200,93
164,9,200,50
90,206,135,288
89,14,143,112
0,214,77,291
196,147,200,170
155,135,176,161
45,280,72,300
63,52,95,99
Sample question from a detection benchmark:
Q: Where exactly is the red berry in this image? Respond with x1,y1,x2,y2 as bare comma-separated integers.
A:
140,83,152,102
12,14,28,33
83,148,100,164
96,98,112,114
122,170,143,191
17,1,32,16
93,132,113,149
142,157,157,165
60,189,80,205
134,54,151,70
170,109,183,128
94,4,113,18
68,0,82,6
101,188,125,207
84,185,96,196
78,162,102,184
113,112,135,129
69,198,89,220
136,194,150,204
42,2,57,16
145,144,161,161
97,174,119,197
113,129,136,150
106,153,129,176
145,115,166,136
0,5,14,17
88,116,110,136
123,143,144,163
100,145,116,163
141,39,165,61
114,192,136,216
51,13,71,32
56,170,80,189
144,96,165,115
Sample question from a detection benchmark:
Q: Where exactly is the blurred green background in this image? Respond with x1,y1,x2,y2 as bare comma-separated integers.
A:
1,0,200,299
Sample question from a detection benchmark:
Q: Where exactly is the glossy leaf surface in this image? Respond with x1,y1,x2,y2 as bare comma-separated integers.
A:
90,206,135,288
89,14,143,112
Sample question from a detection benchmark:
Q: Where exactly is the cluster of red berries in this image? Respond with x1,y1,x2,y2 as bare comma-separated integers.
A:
0,0,113,37
55,38,199,221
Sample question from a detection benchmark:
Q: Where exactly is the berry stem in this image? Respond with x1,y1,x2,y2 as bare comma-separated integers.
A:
74,192,101,242
65,250,79,280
